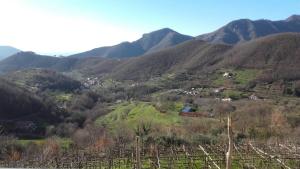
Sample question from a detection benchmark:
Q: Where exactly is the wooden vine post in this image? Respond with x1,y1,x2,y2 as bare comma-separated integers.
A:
226,112,233,169
135,136,141,169
155,145,161,169
198,145,220,169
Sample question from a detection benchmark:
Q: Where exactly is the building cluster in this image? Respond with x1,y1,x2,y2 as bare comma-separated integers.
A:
83,77,102,88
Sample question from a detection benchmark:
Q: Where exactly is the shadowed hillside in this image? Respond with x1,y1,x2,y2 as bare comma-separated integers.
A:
104,33,300,82
5,69,82,92
0,78,65,137
0,51,122,75
110,40,231,80
218,33,300,81
0,52,65,72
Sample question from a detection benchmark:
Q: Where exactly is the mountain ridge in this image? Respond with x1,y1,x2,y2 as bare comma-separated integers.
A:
69,28,193,59
107,33,300,81
197,15,300,44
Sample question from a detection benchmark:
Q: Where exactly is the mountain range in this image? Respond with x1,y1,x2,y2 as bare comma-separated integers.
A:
70,15,300,59
1,15,300,81
1,32,299,82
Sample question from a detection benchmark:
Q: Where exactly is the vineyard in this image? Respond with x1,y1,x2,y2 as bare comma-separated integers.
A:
1,141,299,169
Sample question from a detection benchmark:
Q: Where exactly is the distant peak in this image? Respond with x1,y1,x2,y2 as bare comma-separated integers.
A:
142,28,176,37
286,15,300,22
153,28,175,33
235,18,252,22
228,19,252,25
21,51,35,54
15,51,36,56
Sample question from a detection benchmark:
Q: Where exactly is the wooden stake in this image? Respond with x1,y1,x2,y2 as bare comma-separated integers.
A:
156,145,161,169
249,142,291,169
135,136,141,169
198,145,220,169
226,113,233,169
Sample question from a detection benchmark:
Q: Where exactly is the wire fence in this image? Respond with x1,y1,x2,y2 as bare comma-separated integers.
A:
0,143,299,169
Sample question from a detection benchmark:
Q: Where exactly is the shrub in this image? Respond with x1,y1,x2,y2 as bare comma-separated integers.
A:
55,123,78,137
72,124,109,149
286,114,300,128
190,134,214,145
42,137,61,160
236,133,247,143
295,81,300,97
69,91,98,111
156,135,187,147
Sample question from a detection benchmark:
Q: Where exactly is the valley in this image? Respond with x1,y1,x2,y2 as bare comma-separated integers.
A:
0,15,300,168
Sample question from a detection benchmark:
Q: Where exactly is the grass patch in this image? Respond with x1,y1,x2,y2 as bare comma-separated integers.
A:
213,69,260,86
17,138,72,149
95,102,182,130
55,93,73,102
222,90,246,100
233,69,260,85
212,74,227,86
17,139,45,146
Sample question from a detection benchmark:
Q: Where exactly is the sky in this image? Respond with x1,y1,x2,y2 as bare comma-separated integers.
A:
0,0,299,55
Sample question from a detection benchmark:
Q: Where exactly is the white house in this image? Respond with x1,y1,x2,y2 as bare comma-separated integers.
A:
222,98,232,102
249,94,258,100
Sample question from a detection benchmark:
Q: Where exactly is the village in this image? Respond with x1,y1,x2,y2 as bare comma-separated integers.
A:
82,71,263,120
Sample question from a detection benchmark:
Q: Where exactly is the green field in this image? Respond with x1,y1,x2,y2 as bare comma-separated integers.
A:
95,101,221,142
213,69,260,86
95,102,183,130
233,69,261,85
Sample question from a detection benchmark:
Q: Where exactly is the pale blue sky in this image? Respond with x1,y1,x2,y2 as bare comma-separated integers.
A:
0,0,299,54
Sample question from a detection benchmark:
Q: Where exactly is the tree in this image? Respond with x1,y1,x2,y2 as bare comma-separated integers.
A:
215,102,236,121
271,111,290,142
295,81,300,97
